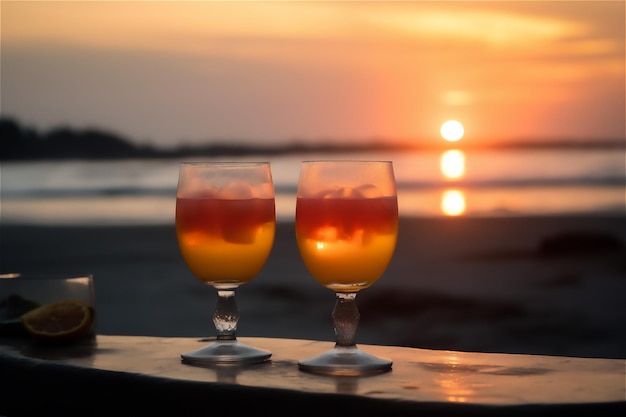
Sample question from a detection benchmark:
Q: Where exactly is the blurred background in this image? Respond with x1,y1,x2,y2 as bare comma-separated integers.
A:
1,0,624,222
2,1,624,147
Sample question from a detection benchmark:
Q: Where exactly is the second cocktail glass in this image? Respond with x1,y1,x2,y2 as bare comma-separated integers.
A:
295,161,399,375
176,162,275,365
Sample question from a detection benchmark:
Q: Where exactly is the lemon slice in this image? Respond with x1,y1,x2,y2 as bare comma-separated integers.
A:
21,299,92,341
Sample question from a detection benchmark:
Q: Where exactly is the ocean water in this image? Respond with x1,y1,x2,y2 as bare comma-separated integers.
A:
1,147,623,225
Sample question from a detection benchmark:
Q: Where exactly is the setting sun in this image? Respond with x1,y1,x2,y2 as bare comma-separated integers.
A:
441,120,465,142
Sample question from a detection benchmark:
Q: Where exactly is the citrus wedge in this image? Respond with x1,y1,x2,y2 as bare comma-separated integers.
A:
21,299,92,341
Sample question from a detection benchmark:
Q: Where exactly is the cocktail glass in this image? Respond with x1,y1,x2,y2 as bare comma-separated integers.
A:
295,161,398,375
176,162,275,365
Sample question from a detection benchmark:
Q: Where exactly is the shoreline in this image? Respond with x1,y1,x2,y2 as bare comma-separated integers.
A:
1,215,624,359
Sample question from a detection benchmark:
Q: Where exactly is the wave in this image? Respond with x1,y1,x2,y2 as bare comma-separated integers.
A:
3,175,623,199
395,176,625,190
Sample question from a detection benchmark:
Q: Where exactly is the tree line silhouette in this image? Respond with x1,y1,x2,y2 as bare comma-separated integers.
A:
1,117,621,161
0,117,397,161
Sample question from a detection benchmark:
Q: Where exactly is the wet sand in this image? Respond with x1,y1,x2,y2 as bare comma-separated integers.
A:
1,215,624,359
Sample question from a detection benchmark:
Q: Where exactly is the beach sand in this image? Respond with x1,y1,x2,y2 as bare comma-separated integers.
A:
1,215,624,359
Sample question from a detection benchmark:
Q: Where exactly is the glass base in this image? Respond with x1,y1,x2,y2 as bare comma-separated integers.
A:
298,345,392,376
181,339,271,366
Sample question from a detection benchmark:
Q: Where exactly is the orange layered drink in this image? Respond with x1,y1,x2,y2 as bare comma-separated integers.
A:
296,186,398,292
176,185,275,286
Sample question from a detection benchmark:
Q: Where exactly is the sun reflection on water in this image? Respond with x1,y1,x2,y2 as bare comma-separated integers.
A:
440,149,466,180
441,190,466,216
439,148,467,216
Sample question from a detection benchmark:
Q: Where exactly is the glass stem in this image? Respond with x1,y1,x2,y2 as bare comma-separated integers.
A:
213,289,239,341
332,292,359,348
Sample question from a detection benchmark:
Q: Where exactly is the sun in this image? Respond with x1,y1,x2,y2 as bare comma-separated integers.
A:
440,120,464,142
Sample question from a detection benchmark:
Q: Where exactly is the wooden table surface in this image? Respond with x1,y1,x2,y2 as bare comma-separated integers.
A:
1,335,624,416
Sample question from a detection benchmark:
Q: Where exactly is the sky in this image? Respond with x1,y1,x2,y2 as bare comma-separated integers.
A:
1,0,624,149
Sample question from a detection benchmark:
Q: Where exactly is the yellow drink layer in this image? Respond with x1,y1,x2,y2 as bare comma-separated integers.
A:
296,196,398,292
297,231,397,292
177,222,275,285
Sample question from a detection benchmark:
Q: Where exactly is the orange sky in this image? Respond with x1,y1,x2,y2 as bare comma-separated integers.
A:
2,1,624,148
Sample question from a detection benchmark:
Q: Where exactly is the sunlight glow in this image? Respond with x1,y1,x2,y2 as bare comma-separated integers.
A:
441,120,464,142
442,90,471,106
440,150,465,179
373,8,586,46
